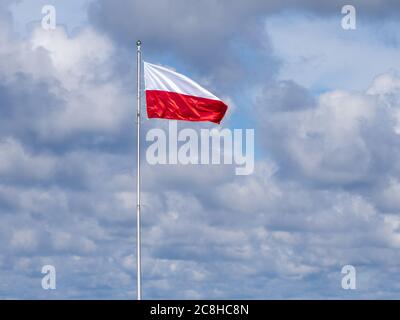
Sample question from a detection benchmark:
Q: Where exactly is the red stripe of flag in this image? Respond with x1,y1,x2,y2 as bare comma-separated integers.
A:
146,90,228,124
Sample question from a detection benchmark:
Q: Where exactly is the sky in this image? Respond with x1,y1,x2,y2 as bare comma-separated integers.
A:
1,0,400,299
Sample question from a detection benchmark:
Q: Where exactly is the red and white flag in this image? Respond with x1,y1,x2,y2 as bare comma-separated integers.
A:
144,62,228,124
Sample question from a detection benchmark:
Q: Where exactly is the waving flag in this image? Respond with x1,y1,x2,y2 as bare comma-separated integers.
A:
136,53,229,300
144,62,228,124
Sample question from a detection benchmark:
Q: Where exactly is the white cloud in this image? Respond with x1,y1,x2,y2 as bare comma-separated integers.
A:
2,1,400,299
0,138,56,180
367,71,400,96
10,229,40,252
256,71,400,186
0,25,133,142
30,27,114,88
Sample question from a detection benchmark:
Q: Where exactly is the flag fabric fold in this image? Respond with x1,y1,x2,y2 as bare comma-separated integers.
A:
144,62,228,124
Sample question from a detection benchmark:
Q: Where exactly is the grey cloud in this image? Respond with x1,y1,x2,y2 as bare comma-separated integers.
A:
88,0,400,62
1,0,400,300
86,0,400,94
255,73,400,189
88,0,281,91
138,166,400,298
0,25,138,155
256,80,316,112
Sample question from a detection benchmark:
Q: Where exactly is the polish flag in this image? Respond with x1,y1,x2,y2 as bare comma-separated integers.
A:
144,62,228,124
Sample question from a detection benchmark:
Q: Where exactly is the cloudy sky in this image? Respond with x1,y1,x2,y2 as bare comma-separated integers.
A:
1,0,400,299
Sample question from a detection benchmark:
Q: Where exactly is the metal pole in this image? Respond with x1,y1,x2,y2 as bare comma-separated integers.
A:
136,40,142,301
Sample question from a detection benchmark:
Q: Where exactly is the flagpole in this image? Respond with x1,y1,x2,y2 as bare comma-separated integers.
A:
136,40,142,301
